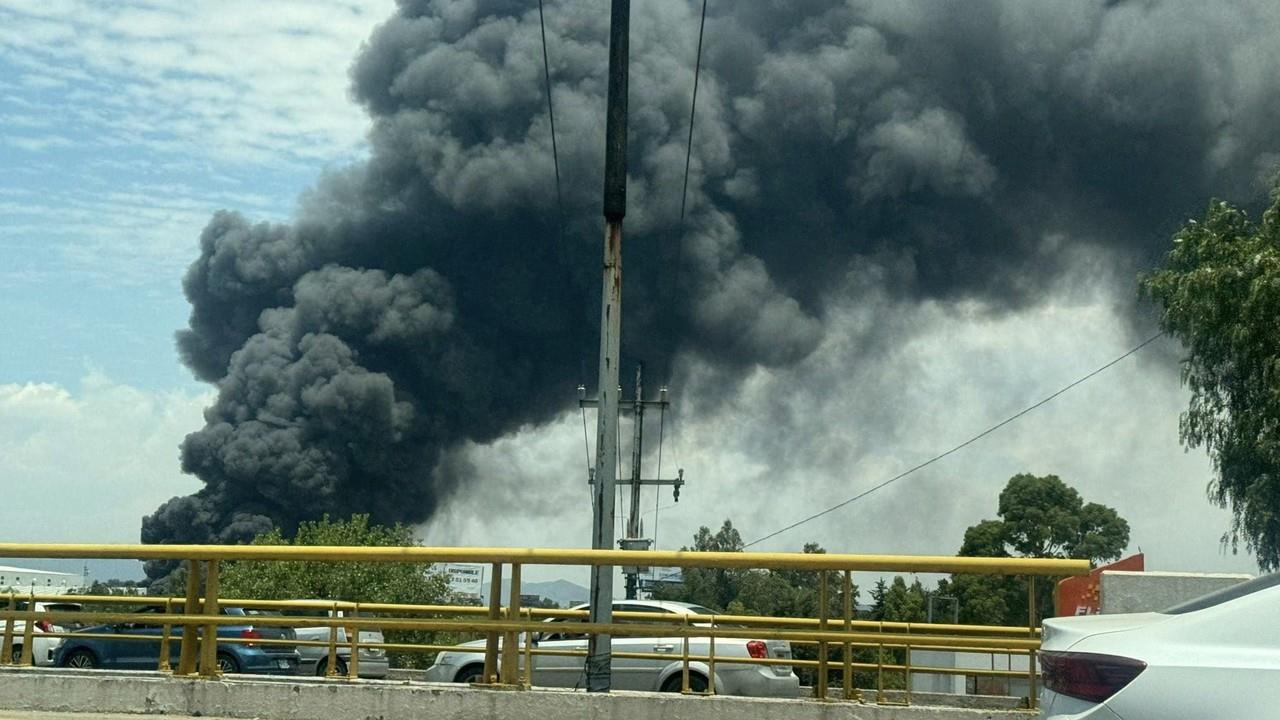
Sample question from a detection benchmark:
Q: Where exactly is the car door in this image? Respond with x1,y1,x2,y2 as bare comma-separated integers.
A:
530,612,589,688
611,604,676,691
282,607,329,673
114,606,171,669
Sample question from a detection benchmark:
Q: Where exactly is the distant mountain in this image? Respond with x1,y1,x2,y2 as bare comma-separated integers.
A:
480,578,590,608
523,579,591,607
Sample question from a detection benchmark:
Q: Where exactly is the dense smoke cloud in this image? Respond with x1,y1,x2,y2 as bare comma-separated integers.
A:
142,0,1280,571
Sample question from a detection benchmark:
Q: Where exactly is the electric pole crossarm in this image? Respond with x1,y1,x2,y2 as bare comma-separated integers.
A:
578,400,669,410
589,478,685,486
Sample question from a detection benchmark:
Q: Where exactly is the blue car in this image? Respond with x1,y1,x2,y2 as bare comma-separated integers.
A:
54,605,300,675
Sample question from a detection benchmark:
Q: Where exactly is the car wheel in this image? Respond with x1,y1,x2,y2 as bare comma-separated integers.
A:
216,652,240,674
317,657,349,677
454,664,485,684
10,645,22,664
62,649,98,669
660,672,708,693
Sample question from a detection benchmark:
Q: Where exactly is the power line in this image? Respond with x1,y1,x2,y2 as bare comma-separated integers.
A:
537,0,566,244
660,0,708,385
678,0,709,225
743,331,1167,549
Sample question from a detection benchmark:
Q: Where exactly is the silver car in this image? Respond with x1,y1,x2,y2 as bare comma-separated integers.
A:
425,599,798,697
283,603,389,679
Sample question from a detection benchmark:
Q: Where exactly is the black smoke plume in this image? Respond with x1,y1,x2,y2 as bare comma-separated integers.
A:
142,0,1280,574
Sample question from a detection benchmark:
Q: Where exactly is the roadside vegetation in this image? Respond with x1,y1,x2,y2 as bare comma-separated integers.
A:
217,514,452,669
1141,180,1280,571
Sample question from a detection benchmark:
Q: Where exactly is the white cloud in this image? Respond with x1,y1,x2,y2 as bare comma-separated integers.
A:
0,0,393,166
0,0,395,284
0,373,211,544
5,134,73,151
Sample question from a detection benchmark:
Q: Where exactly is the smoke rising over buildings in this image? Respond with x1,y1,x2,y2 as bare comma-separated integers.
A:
142,0,1280,574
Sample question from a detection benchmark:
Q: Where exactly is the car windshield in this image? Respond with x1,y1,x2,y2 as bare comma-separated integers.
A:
1161,572,1280,614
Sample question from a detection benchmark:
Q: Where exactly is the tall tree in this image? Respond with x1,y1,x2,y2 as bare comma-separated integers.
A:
1140,184,1280,570
952,474,1129,625
653,519,746,610
652,521,851,618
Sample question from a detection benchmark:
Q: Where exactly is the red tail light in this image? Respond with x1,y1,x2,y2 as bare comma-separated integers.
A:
746,640,768,659
36,620,53,632
1040,651,1146,703
240,628,263,646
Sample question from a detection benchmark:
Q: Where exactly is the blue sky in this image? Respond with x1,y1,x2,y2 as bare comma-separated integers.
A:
0,0,392,393
0,0,1266,583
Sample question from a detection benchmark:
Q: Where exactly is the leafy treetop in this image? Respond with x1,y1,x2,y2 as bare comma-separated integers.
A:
1140,183,1280,570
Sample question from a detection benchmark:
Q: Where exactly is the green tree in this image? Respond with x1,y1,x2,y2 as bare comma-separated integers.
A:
952,474,1129,625
218,514,450,668
652,521,849,618
879,577,927,623
1140,184,1280,570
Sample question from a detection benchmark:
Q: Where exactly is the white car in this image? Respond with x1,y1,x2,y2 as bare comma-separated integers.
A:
1039,572,1280,719
282,604,389,678
7,601,83,666
424,599,799,697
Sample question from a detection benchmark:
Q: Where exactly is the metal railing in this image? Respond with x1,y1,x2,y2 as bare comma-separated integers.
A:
0,543,1088,708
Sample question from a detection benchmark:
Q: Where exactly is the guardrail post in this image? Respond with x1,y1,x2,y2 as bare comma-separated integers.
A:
198,559,220,677
1,593,15,665
177,559,202,675
522,608,534,689
500,563,522,685
1027,576,1037,710
347,602,361,680
707,616,716,696
816,570,829,700
904,636,912,706
158,598,174,673
19,591,35,665
326,602,339,678
842,570,858,701
482,562,502,684
681,614,691,693
875,631,884,705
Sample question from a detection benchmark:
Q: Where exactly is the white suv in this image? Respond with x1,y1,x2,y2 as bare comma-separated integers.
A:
7,601,83,666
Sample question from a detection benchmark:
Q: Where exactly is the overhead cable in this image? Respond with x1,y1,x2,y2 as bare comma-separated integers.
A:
679,0,709,225
537,0,566,245
743,331,1168,549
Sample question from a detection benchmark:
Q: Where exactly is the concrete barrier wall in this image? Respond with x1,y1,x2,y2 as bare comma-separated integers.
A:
0,668,1029,720
1100,570,1251,614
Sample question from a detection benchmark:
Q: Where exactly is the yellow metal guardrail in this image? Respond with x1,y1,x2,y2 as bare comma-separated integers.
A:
0,544,1089,709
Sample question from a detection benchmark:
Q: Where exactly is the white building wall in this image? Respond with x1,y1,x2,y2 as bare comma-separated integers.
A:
0,565,85,595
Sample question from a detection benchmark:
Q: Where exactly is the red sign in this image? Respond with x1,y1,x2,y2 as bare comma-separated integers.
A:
1055,553,1144,616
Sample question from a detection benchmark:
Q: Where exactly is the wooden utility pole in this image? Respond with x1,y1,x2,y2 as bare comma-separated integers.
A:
586,0,630,693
